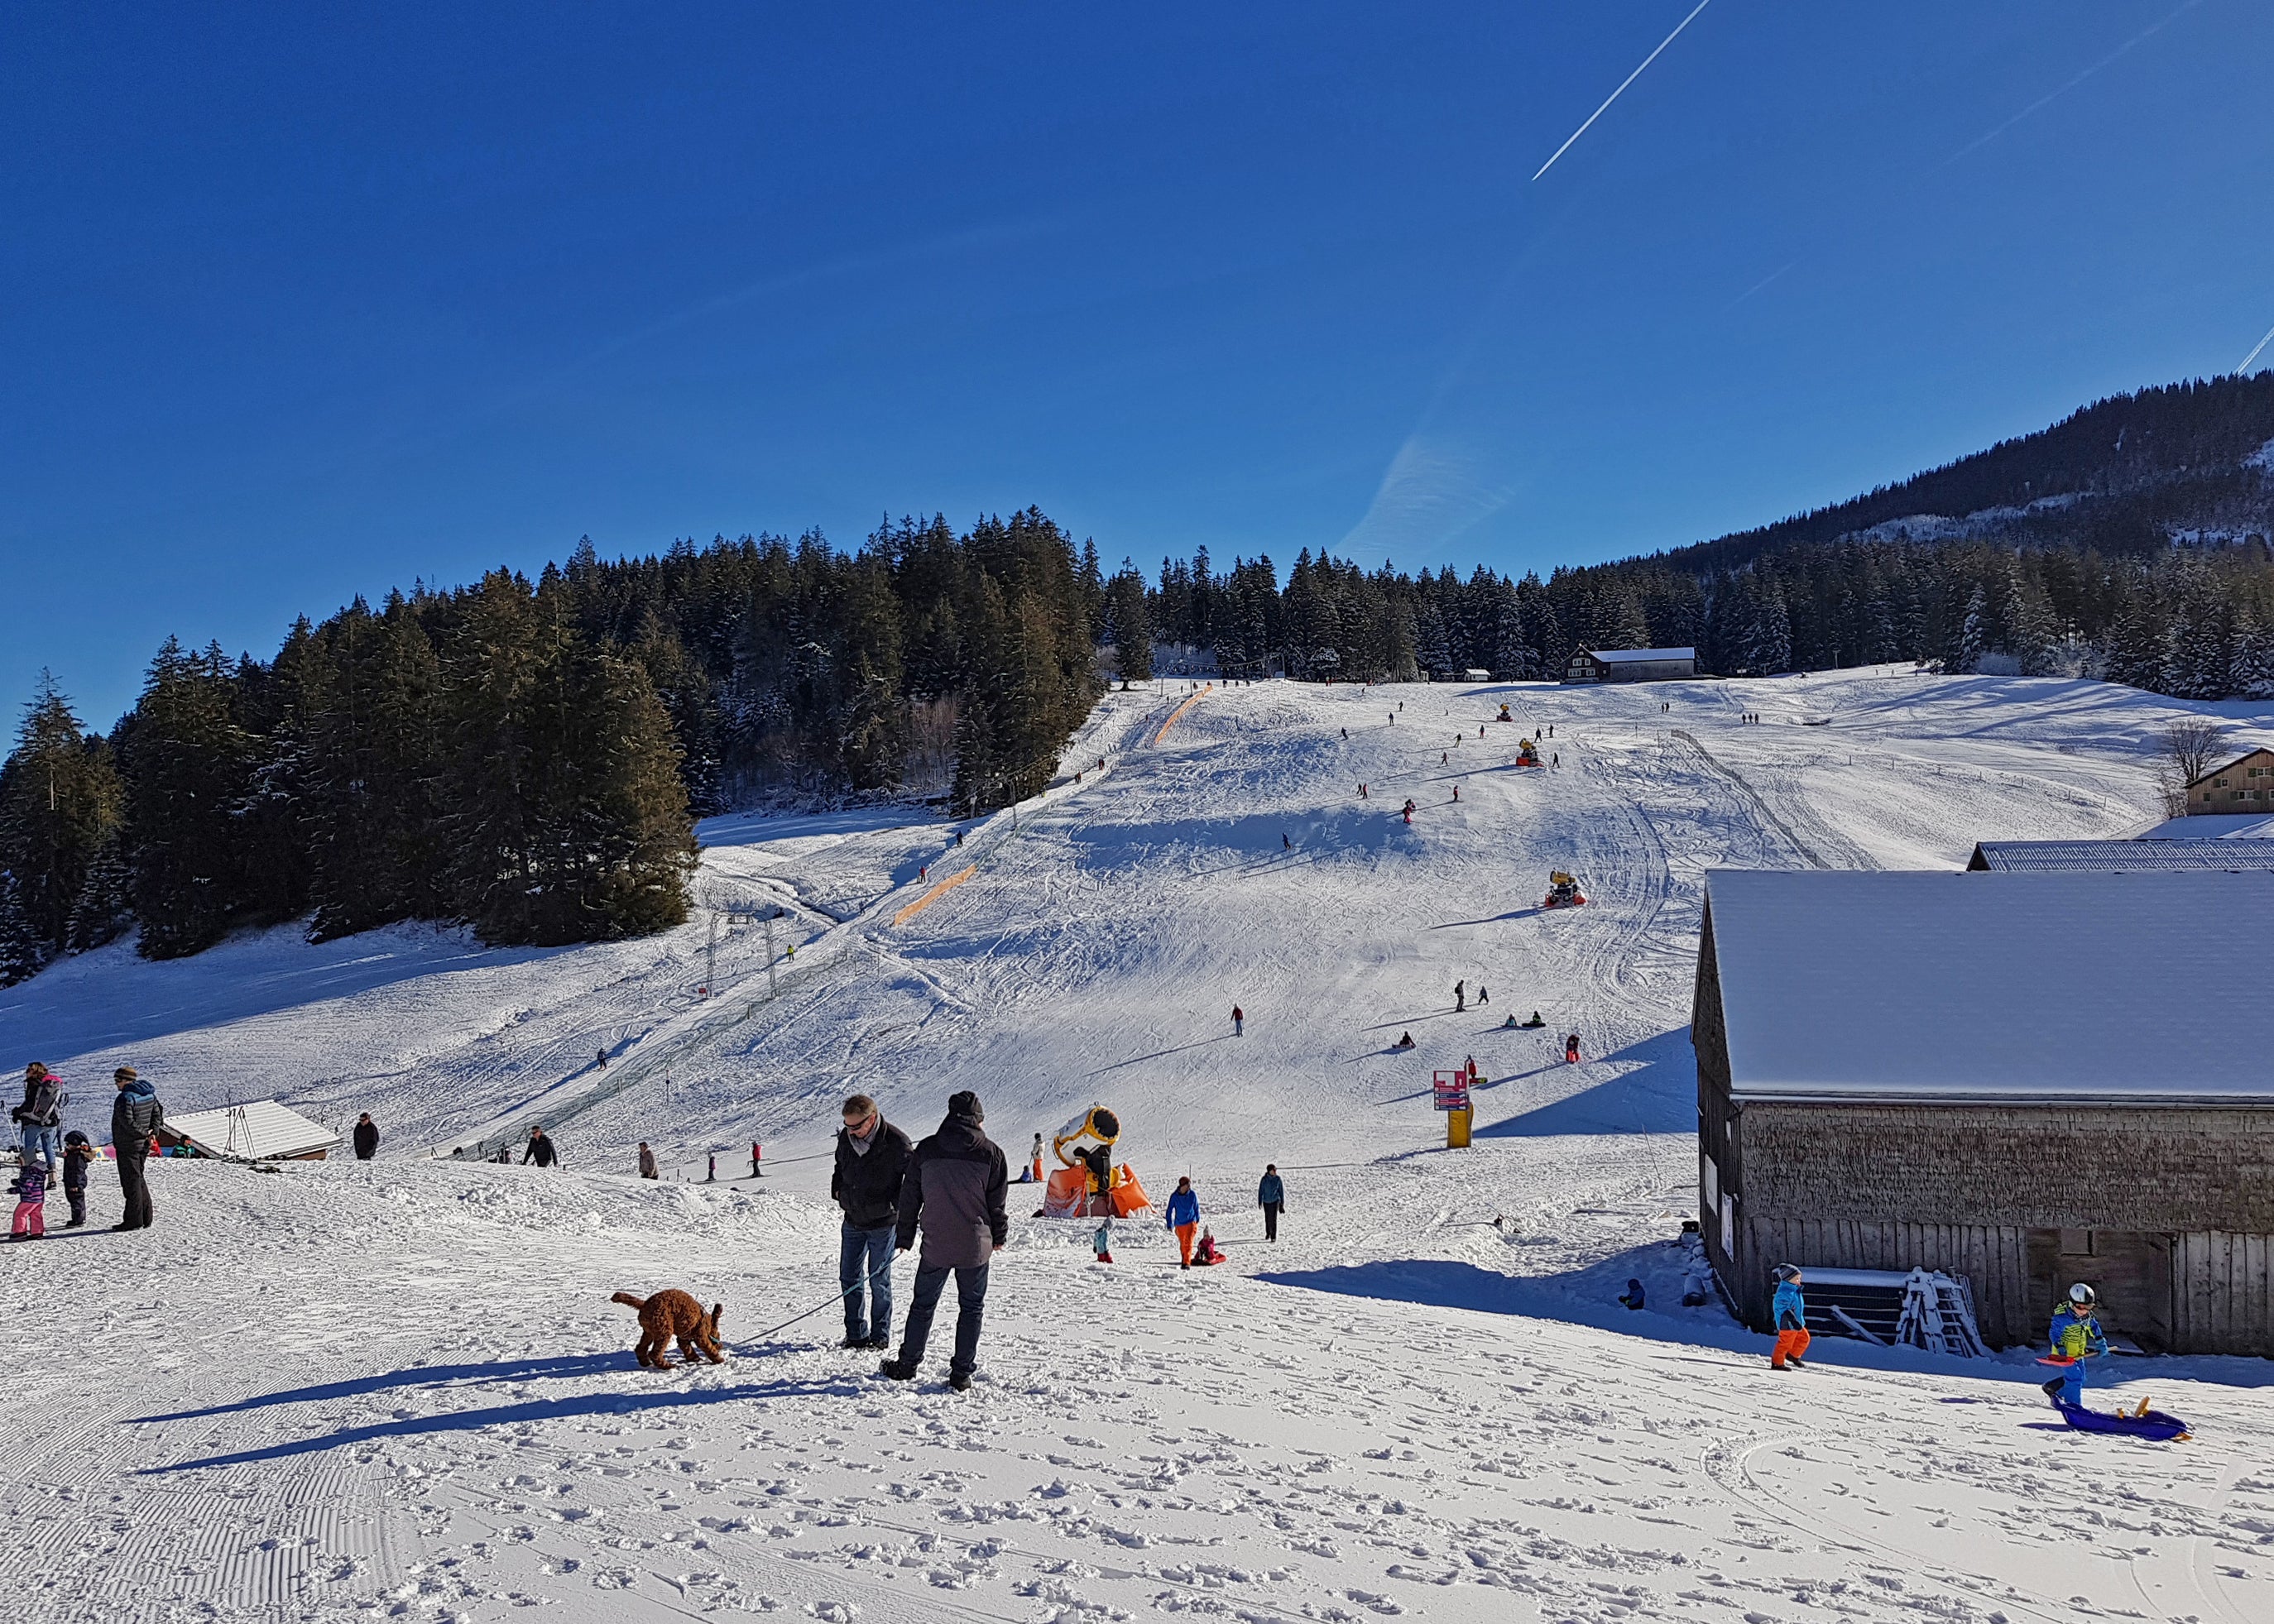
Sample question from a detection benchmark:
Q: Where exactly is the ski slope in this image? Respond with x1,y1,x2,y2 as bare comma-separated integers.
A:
6,669,2274,1623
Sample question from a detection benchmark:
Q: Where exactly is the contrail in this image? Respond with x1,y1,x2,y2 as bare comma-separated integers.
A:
1532,0,1715,182
2239,321,2274,377
1948,0,2202,165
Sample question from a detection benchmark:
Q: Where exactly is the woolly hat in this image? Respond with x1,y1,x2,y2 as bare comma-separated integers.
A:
113,1066,138,1084
947,1090,983,1122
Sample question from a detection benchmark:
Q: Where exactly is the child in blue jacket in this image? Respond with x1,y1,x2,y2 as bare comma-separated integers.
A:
2041,1284,2108,1408
1769,1264,1809,1369
1165,1178,1201,1268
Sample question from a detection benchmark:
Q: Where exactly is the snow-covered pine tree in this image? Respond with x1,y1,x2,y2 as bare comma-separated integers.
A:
0,878,43,985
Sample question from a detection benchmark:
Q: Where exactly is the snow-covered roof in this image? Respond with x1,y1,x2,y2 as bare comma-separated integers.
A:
163,1099,342,1160
2134,812,2274,840
1969,840,2274,873
1583,647,1696,663
1705,869,2274,1104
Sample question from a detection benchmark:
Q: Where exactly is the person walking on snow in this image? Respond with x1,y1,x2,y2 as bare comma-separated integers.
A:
109,1066,162,1231
1166,1176,1202,1268
1454,980,1465,1013
2041,1283,2108,1409
523,1126,559,1167
833,1092,913,1351
637,1142,659,1179
353,1113,379,1161
1769,1264,1810,1369
882,1091,1007,1391
1232,1005,1245,1037
1029,1133,1044,1183
9,1157,48,1240
1478,985,1488,1004
13,1063,63,1176
1092,1214,1114,1264
1258,1164,1285,1243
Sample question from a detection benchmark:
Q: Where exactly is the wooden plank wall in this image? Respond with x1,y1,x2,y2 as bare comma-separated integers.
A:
2173,1232,2274,1354
1744,1216,2037,1346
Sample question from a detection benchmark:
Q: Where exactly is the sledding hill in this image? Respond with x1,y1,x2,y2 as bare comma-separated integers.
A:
7,670,2274,1622
0,668,2242,1177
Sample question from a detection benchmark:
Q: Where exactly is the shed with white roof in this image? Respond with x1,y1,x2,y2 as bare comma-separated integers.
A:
1693,868,2274,1353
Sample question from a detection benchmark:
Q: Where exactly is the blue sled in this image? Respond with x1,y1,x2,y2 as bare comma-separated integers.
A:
2056,1401,2190,1442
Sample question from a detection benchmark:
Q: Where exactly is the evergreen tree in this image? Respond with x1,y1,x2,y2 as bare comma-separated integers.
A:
0,879,41,986
0,671,123,960
1106,566,1153,687
117,639,256,959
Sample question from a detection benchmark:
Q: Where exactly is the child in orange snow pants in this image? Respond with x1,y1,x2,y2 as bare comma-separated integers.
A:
1771,1326,1811,1369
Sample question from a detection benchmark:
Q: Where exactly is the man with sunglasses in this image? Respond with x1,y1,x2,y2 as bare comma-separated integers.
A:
832,1093,912,1350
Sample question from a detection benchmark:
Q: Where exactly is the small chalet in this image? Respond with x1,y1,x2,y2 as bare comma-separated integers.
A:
2182,747,2274,814
1694,869,2274,1354
1564,646,1696,683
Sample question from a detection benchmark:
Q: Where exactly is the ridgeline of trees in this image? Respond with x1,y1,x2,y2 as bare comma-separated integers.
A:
6,375,2273,981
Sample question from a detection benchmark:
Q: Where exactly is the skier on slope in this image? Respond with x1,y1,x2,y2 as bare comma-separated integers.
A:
1768,1264,1810,1370
2041,1283,2109,1409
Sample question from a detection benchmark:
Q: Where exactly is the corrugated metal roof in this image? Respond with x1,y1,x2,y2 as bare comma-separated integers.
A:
165,1099,342,1160
2133,812,2274,841
1971,841,2274,872
1706,869,2274,1104
1585,647,1696,663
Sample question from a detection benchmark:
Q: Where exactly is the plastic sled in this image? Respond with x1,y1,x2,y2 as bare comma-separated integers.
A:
2056,1401,2190,1442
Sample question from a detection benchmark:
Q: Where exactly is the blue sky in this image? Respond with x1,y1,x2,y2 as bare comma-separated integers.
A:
5,2,2271,726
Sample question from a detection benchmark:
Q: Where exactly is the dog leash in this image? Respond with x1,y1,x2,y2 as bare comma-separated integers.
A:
736,1253,904,1346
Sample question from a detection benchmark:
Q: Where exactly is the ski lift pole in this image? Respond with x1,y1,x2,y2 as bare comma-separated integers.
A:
762,911,780,1000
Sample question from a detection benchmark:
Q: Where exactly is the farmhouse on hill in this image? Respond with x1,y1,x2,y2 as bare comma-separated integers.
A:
1563,646,1696,683
1693,868,2274,1355
2182,747,2274,814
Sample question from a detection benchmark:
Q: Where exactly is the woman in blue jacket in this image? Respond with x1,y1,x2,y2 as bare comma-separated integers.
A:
1257,1165,1285,1243
1165,1178,1201,1268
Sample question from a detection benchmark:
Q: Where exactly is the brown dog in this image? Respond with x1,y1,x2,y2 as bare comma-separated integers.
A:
610,1290,727,1368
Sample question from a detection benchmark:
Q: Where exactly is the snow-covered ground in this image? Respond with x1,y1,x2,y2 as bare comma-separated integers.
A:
7,670,2274,1622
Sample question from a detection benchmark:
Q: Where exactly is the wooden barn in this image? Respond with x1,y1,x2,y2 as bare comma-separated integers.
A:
2182,747,2274,815
1563,646,1696,683
1693,869,2274,1355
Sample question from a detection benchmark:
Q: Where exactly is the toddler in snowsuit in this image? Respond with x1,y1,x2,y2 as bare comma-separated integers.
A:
10,1159,48,1240
1093,1216,1113,1264
2041,1286,2108,1409
1768,1265,1809,1369
60,1132,96,1229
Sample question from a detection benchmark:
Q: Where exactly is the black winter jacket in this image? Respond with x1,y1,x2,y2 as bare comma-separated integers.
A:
895,1106,1008,1269
353,1120,379,1160
111,1084,164,1152
831,1118,913,1230
523,1133,559,1167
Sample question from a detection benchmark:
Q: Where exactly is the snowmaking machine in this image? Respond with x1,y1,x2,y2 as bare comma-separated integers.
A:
1496,702,1513,723
1041,1104,1152,1218
1513,737,1542,768
1542,869,1588,908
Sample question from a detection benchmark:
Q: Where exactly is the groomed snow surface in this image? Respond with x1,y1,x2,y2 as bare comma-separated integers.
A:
6,668,2274,1623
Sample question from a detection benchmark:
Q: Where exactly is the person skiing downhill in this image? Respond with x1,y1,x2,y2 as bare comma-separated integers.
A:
2042,1283,2109,1409
1769,1264,1810,1369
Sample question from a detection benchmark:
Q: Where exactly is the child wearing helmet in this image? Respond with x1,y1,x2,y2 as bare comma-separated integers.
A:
1768,1264,1810,1370
2041,1283,2109,1409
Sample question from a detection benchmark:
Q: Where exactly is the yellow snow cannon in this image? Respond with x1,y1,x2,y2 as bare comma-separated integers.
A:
1514,737,1542,768
1044,1104,1149,1217
1542,870,1587,908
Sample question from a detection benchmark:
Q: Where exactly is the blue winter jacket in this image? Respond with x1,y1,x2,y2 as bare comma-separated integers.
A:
1165,1189,1200,1229
1257,1174,1284,1207
1771,1279,1806,1331
2048,1304,2108,1362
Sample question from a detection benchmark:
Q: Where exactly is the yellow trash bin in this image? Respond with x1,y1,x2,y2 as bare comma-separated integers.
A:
1446,1105,1473,1148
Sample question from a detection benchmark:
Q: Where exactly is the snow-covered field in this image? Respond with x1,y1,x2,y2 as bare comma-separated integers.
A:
7,670,2274,1623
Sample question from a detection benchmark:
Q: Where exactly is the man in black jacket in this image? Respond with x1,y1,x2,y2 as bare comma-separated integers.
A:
523,1126,559,1167
882,1091,1007,1390
831,1093,912,1350
109,1066,163,1231
352,1114,379,1161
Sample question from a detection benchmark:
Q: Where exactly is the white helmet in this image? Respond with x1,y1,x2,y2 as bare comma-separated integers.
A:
2067,1282,2097,1306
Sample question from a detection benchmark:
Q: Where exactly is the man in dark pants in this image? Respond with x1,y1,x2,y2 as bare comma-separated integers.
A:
832,1093,913,1351
881,1091,1007,1391
1258,1163,1285,1243
353,1113,379,1160
110,1066,163,1230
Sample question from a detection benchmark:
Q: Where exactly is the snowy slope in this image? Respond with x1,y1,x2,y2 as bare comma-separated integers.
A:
6,670,2274,1622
